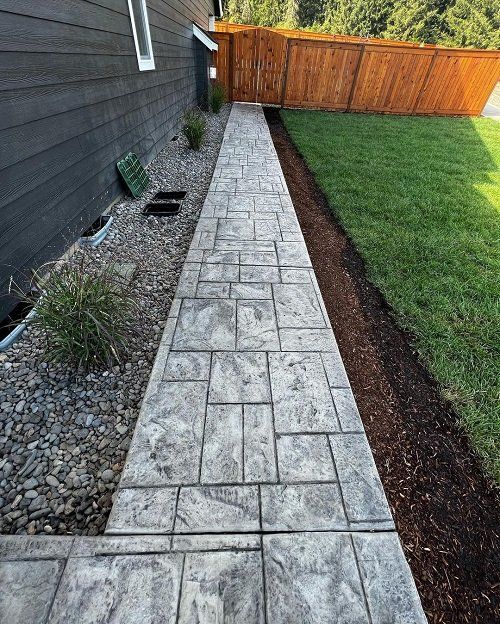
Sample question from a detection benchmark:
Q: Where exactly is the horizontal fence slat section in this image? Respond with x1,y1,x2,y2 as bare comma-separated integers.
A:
213,25,500,116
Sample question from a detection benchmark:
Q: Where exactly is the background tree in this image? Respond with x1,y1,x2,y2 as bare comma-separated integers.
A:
323,0,393,37
442,0,500,48
384,0,444,43
283,0,300,28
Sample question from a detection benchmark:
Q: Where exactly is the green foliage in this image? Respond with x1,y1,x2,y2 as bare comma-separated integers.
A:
25,259,136,371
210,83,226,114
284,0,300,28
222,0,500,48
182,109,206,150
323,0,393,37
281,108,500,482
384,0,444,43
442,0,500,49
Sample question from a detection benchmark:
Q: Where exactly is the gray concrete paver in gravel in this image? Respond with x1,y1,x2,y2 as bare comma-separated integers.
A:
1,103,426,623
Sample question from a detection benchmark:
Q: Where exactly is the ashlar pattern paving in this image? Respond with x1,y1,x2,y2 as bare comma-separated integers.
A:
0,104,427,623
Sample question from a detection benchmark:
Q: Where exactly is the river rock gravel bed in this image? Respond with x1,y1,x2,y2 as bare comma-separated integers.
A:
0,104,231,535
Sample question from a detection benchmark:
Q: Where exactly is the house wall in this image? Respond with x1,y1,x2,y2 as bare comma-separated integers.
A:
0,0,215,320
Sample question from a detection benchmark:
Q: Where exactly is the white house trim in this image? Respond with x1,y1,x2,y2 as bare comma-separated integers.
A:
193,23,219,51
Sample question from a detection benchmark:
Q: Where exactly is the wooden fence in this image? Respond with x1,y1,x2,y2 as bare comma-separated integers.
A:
212,24,500,116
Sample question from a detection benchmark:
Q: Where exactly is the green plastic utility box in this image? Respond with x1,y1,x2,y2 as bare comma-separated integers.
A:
117,152,150,198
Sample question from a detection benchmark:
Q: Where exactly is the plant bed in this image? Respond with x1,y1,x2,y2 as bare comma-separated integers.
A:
0,104,231,537
142,202,181,216
264,106,500,624
79,215,113,247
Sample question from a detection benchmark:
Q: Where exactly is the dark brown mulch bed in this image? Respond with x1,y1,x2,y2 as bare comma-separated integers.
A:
264,107,500,624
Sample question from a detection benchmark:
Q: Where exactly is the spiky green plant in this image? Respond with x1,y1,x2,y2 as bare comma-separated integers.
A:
24,258,136,370
210,83,226,114
182,109,206,150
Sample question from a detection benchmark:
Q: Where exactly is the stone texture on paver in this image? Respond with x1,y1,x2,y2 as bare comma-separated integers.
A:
276,434,336,482
237,299,280,350
243,404,278,483
106,487,178,534
178,551,265,623
264,532,370,624
201,404,243,483
208,352,271,403
260,483,348,531
0,559,65,624
120,381,207,486
2,103,425,624
352,533,428,624
48,553,184,623
172,299,236,351
269,352,339,433
329,434,393,523
163,351,211,381
175,486,260,533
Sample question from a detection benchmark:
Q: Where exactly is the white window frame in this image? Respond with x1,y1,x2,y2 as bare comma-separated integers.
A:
127,0,155,71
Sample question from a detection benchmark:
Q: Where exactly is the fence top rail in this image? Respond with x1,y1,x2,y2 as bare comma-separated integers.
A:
214,21,500,56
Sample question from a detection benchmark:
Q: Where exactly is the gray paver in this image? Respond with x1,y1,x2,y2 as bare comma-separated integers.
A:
106,487,178,534
269,352,339,433
329,434,393,524
263,532,369,624
230,282,273,299
276,434,336,482
208,352,271,403
163,351,211,381
121,381,207,486
261,483,347,531
175,486,260,533
332,387,365,432
178,551,265,623
172,299,236,351
48,553,183,623
352,533,428,624
273,283,326,328
243,404,278,483
237,299,280,350
201,404,243,483
0,559,65,624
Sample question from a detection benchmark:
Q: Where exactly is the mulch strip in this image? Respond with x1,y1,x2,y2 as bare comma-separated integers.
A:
264,106,500,624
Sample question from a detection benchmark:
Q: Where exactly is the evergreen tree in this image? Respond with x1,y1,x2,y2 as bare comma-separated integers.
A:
283,0,300,28
254,0,286,27
323,0,394,37
442,0,500,48
384,0,444,43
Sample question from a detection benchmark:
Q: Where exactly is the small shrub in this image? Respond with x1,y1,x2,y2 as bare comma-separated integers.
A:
24,258,136,370
182,108,206,150
210,83,226,114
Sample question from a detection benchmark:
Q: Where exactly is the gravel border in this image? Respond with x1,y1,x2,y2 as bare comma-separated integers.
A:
0,104,231,536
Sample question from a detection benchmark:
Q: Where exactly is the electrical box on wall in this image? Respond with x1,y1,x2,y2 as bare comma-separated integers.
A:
209,66,217,80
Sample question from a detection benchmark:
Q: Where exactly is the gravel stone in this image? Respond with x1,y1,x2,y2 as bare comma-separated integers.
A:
0,104,231,535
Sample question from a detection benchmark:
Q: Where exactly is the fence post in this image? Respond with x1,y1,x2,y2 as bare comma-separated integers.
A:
280,38,292,107
412,48,439,114
346,44,365,112
228,33,234,102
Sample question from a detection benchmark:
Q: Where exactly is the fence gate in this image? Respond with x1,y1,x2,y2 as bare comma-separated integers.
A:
232,28,288,104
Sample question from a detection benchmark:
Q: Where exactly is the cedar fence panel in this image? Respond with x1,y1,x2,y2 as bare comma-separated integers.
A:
212,26,500,117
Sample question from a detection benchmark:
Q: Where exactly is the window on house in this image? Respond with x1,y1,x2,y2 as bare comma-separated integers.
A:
128,0,155,71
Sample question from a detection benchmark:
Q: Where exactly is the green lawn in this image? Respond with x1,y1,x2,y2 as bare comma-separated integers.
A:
281,109,500,482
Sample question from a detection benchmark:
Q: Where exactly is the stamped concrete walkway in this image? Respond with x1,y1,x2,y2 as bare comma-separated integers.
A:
1,104,427,623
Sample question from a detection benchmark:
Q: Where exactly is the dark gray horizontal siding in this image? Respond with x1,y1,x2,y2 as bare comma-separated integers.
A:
0,0,214,319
